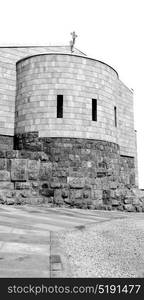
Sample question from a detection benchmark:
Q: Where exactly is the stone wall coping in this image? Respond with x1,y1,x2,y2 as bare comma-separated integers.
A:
16,52,119,78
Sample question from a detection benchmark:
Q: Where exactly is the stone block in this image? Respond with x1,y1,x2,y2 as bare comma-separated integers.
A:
111,199,119,206
132,198,140,205
0,181,14,189
83,189,91,199
6,159,11,171
50,182,61,188
11,159,28,181
142,204,144,212
6,150,19,159
123,204,135,212
62,189,69,198
0,192,7,204
63,197,71,204
101,180,110,190
84,182,92,190
93,178,102,189
129,174,135,185
84,199,93,209
37,152,49,161
91,189,103,200
18,150,35,159
15,182,31,190
24,142,43,152
39,162,52,180
6,198,15,205
31,190,38,196
41,182,49,189
70,189,83,200
109,181,118,189
20,190,30,198
19,151,49,161
54,189,63,205
117,205,124,211
55,169,68,177
97,171,107,178
135,206,143,212
124,197,133,204
0,170,10,181
15,196,27,205
6,191,16,198
28,160,40,180
93,199,103,206
139,196,144,203
70,198,86,208
110,190,115,198
0,135,13,151
102,190,111,205
67,177,85,189
42,197,54,204
0,158,7,170
69,154,75,161
0,150,6,158
94,203,106,210
32,181,39,189
114,188,124,199
50,178,61,188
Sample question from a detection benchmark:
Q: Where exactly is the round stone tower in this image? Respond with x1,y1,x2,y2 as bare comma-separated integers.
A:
14,52,137,209
15,53,118,142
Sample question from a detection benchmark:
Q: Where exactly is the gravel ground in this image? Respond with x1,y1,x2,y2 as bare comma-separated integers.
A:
58,218,144,277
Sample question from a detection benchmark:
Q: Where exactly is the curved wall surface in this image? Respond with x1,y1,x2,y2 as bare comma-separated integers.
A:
16,53,118,144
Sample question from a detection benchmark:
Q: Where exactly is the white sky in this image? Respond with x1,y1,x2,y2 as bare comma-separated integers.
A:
0,0,144,187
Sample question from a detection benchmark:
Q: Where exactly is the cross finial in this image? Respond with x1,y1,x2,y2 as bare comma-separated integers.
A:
70,31,78,53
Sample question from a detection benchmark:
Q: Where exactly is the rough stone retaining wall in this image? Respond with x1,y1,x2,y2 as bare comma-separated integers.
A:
0,133,143,212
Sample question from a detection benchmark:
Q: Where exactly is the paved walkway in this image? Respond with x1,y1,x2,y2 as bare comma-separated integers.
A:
0,205,143,277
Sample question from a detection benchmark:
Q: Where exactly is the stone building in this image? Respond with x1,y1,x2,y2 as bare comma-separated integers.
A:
0,46,140,211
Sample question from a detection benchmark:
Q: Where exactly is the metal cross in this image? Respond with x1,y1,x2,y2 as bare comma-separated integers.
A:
70,31,78,53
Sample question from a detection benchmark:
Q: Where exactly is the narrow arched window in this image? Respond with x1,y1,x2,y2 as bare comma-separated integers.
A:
92,99,97,121
57,95,63,118
114,106,117,127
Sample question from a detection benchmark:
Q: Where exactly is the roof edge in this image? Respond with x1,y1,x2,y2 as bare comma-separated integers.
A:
16,52,119,78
